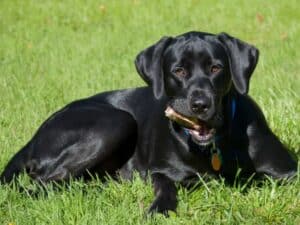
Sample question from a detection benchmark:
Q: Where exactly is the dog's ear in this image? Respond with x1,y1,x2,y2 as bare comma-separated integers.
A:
218,33,259,94
135,37,173,99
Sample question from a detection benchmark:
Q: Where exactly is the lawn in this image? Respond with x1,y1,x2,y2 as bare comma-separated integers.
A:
0,0,299,224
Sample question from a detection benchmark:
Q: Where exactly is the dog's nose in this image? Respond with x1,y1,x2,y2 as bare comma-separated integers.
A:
191,96,211,114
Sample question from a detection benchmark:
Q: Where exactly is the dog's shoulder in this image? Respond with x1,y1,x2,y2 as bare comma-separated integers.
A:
234,94,271,137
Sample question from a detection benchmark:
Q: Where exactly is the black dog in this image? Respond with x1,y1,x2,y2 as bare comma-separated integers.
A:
1,31,297,214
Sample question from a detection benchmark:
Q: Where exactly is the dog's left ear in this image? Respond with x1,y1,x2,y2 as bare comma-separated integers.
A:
135,36,173,99
218,33,259,94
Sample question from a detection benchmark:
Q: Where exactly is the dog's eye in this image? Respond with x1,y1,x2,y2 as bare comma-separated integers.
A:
211,65,222,74
173,67,187,77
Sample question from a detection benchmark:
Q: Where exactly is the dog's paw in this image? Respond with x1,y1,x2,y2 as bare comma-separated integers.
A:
147,196,177,216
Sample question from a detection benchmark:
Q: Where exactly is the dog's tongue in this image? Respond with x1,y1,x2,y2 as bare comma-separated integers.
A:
199,125,210,135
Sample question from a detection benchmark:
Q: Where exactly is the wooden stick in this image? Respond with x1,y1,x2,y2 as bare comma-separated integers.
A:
165,106,201,130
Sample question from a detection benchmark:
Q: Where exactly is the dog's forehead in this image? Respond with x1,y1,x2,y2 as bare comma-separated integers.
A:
166,33,226,60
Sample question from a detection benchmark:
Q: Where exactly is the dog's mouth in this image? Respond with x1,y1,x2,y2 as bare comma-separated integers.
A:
165,106,216,146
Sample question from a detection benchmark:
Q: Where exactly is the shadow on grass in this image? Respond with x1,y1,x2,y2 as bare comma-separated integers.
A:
3,166,299,202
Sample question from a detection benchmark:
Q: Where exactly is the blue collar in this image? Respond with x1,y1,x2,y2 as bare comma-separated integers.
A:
231,97,236,121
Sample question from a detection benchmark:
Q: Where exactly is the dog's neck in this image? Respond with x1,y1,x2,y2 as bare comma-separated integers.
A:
215,91,238,141
178,92,238,171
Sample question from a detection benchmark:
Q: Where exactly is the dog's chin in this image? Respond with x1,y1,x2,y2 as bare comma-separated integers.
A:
165,106,216,147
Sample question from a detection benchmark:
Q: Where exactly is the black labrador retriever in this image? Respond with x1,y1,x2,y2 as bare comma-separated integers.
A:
1,31,297,214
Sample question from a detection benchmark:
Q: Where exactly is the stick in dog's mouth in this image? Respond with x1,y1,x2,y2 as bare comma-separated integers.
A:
165,106,201,130
165,106,215,145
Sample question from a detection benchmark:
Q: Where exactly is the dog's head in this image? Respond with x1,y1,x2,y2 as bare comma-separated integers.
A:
135,31,259,146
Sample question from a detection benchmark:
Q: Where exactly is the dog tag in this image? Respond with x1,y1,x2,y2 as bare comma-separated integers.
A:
211,153,221,171
211,146,222,171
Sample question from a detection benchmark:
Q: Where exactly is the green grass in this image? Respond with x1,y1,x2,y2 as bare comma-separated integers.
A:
0,0,299,224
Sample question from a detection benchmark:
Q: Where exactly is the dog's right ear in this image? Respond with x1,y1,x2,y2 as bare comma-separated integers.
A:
135,37,173,99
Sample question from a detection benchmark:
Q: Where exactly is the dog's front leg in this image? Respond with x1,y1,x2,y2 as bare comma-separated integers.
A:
148,173,177,215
